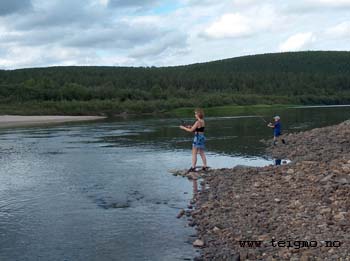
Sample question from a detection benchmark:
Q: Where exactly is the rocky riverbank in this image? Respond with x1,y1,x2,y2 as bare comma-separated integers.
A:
176,120,350,260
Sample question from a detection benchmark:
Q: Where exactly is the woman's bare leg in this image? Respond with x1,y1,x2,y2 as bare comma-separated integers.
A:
192,147,198,168
199,149,207,167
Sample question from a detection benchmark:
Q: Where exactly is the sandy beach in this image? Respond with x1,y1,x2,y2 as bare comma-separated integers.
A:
0,115,106,128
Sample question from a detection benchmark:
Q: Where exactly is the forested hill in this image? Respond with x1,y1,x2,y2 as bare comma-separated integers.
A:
0,51,350,115
190,51,350,73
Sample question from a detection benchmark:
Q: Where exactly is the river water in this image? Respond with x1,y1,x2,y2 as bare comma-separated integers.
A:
0,106,349,260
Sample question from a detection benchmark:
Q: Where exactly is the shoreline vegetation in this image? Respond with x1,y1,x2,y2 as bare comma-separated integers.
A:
173,120,350,260
0,103,298,129
0,115,106,128
0,100,326,117
0,104,300,118
0,103,348,129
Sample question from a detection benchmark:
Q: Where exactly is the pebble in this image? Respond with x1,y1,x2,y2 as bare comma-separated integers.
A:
287,169,294,174
213,226,221,233
193,239,204,247
334,212,346,221
176,209,185,219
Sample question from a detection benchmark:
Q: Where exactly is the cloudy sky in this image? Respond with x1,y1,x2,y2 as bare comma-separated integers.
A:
0,0,350,69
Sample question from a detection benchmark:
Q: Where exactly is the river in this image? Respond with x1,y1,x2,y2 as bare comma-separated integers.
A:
0,106,349,260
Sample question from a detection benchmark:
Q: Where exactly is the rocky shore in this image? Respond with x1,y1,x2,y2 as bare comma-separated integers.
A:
175,120,350,260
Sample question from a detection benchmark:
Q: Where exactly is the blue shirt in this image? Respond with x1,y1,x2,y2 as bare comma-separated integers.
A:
274,121,281,136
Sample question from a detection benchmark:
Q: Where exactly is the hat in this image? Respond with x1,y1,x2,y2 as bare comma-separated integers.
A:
273,116,280,120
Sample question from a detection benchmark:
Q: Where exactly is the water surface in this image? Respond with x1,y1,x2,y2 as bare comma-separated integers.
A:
0,106,349,260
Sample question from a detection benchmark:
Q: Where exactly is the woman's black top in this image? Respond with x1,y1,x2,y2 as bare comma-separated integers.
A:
195,126,205,132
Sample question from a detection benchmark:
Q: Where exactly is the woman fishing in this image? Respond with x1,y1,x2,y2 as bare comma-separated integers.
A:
180,108,208,172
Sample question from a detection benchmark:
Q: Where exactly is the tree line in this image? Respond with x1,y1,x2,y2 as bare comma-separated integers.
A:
0,51,350,115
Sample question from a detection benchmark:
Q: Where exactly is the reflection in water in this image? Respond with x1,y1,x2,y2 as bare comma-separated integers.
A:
193,179,198,195
192,177,206,202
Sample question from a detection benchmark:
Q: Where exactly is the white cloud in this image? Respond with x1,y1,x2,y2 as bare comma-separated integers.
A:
121,15,161,26
306,0,350,7
129,31,188,58
182,0,223,6
99,0,109,7
279,32,316,52
63,24,164,49
0,45,77,68
0,43,137,69
231,0,260,7
1,0,350,69
204,13,252,38
202,5,280,39
325,21,350,38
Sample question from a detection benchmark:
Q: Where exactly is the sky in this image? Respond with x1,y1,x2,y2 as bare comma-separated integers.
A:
0,0,350,69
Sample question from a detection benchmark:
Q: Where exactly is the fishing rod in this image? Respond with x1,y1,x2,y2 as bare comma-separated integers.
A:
245,107,268,124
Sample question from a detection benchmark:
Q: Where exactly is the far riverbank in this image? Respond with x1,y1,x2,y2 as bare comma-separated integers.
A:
0,115,106,128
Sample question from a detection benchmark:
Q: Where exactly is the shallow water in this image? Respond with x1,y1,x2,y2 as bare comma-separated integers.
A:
0,106,349,261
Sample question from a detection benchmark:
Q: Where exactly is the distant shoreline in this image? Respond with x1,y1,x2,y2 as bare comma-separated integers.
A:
0,115,106,128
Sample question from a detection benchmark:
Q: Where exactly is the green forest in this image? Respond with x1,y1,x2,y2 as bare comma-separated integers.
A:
1,51,350,115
